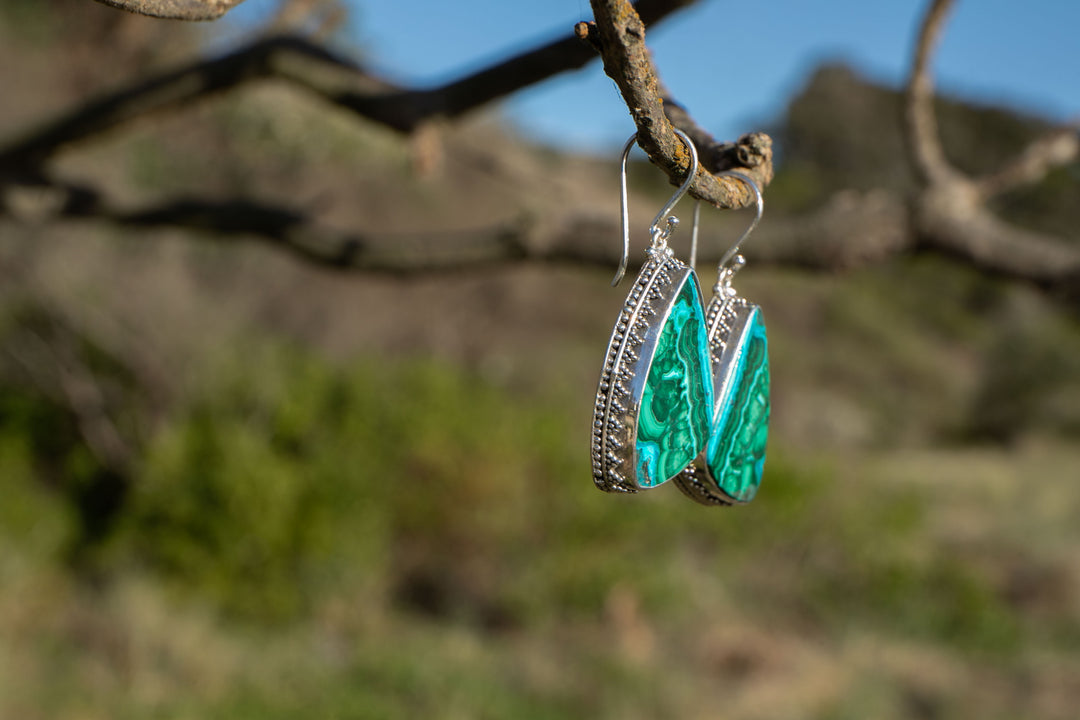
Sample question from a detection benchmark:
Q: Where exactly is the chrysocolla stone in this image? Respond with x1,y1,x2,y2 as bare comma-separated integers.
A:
635,277,713,488
706,308,769,502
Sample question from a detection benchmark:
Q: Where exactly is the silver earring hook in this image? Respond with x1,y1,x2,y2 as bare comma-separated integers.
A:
712,170,763,273
688,173,762,275
689,198,701,269
614,129,700,287
699,171,763,296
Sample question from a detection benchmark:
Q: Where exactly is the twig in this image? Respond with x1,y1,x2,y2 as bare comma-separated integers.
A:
904,0,958,185
91,0,247,21
975,123,1080,199
585,0,773,210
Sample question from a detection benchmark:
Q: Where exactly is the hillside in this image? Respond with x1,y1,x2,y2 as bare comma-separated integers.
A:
1,3,1079,719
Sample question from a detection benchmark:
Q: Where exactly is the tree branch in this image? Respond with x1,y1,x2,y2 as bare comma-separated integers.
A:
0,2,692,174
899,0,1080,303
904,0,959,186
8,176,1075,310
1,37,341,173
585,0,772,210
24,189,913,277
91,0,247,21
920,204,1080,290
3,0,1073,306
29,187,613,273
975,123,1080,199
742,190,912,271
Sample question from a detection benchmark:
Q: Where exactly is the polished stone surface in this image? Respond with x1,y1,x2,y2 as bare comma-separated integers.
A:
635,277,713,487
707,308,769,501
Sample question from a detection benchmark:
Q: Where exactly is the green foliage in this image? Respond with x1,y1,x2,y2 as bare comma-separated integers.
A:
0,425,71,564
715,452,1023,655
0,0,57,44
3,334,1079,718
125,342,577,621
0,384,119,558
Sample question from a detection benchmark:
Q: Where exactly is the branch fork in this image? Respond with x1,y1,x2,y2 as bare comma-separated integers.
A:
585,0,773,211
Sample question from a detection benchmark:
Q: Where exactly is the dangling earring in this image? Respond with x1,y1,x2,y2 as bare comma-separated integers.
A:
592,130,714,493
674,172,770,506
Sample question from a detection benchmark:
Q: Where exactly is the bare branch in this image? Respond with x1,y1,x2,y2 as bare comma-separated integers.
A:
914,183,1080,293
0,2,692,174
743,190,912,271
947,214,1080,291
33,189,612,273
91,0,246,21
904,0,959,185
586,0,772,210
8,174,1076,310
0,38,387,172
46,190,910,277
898,0,1080,303
2,0,1073,306
657,81,773,181
115,198,540,272
975,123,1080,199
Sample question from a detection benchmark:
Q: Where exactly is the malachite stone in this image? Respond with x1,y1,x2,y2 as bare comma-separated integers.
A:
706,308,770,502
635,277,713,488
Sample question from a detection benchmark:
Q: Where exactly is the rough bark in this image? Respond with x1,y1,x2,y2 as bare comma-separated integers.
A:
583,0,772,210
91,0,246,21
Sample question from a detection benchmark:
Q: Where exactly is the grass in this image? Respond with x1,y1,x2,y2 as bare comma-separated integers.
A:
2,335,1079,719
2,10,1078,712
3,233,1078,717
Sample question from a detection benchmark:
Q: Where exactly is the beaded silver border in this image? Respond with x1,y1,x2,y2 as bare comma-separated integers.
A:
673,293,760,506
591,247,697,493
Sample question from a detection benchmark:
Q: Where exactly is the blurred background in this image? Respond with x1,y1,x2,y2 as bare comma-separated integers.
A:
1,1,1078,718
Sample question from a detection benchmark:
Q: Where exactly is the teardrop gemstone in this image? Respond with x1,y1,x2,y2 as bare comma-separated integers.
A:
635,277,713,488
705,307,770,502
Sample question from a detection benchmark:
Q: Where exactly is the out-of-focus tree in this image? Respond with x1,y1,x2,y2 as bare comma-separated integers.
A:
4,0,1075,296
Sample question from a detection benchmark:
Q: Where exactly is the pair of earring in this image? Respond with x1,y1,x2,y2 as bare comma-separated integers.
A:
590,130,768,506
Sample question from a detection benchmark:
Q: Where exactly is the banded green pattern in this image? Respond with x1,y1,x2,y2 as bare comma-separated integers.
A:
636,278,713,488
707,308,769,501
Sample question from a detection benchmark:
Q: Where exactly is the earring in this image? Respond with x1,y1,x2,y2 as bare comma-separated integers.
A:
592,130,714,493
674,172,770,506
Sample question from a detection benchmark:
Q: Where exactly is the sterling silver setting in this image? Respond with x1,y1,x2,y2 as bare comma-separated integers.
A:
674,268,760,506
673,170,766,507
591,247,699,493
591,127,701,495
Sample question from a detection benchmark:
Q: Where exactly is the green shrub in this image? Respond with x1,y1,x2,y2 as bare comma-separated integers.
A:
125,342,582,622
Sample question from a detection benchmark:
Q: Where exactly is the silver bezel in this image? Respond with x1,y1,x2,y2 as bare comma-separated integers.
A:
674,293,759,506
591,248,698,493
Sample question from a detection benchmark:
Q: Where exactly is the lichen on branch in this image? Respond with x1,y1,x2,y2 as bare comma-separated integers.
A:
585,0,773,210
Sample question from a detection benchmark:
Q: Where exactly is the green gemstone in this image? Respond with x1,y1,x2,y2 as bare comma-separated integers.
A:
707,308,769,502
635,277,713,488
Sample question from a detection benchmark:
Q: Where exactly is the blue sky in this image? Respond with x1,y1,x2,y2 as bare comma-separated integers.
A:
227,1,1080,152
